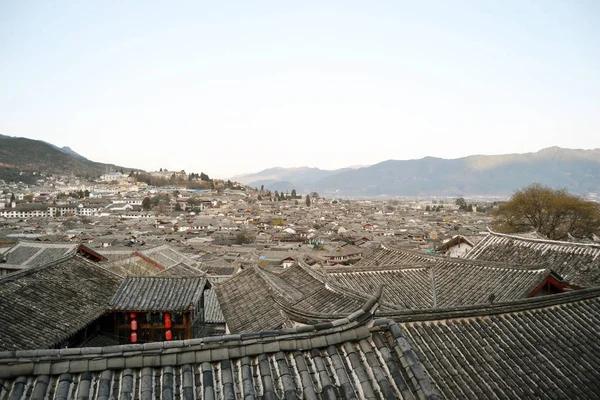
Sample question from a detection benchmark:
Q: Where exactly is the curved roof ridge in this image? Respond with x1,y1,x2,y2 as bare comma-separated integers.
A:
432,256,549,271
296,258,328,282
0,252,121,283
378,286,600,322
327,264,432,274
487,227,600,248
8,240,79,249
253,265,306,302
277,284,385,325
321,271,395,306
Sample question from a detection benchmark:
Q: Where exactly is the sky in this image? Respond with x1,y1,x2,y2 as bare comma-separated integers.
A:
1,1,599,178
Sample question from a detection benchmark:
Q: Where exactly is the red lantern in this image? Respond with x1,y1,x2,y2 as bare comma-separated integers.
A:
165,330,172,341
130,312,136,319
130,332,137,343
165,318,172,328
131,319,138,331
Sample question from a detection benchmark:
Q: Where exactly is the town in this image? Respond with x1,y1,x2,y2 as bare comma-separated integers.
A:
1,167,599,399
0,169,497,270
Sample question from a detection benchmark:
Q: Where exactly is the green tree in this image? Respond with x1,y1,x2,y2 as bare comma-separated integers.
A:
260,185,264,192
305,195,311,207
291,189,297,198
235,233,253,245
142,197,152,211
492,183,600,240
425,205,431,211
455,197,468,210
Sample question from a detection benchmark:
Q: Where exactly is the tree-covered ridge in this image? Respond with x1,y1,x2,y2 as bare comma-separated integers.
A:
0,137,134,180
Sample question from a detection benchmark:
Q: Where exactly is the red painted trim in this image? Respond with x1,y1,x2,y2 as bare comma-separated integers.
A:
528,274,582,297
77,245,106,262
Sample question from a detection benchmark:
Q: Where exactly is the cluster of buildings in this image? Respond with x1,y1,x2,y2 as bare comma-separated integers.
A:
0,178,598,398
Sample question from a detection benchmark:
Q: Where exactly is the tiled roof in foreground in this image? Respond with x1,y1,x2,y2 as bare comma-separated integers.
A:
215,263,392,334
0,255,123,351
281,287,600,399
108,276,207,312
0,287,598,399
385,288,600,399
0,287,441,400
326,258,558,309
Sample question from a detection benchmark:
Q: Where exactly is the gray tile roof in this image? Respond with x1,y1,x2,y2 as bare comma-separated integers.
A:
0,255,123,351
108,276,207,311
215,263,392,334
466,230,600,286
135,244,198,270
157,262,205,276
327,258,556,309
356,244,432,267
391,288,600,399
1,288,598,399
215,267,286,333
0,288,441,400
101,255,162,277
203,288,225,324
1,241,78,270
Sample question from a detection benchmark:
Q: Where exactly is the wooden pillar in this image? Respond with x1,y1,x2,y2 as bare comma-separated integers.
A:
184,312,191,339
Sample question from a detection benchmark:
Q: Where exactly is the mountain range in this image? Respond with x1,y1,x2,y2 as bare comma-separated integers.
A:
233,147,600,197
0,134,135,180
2,135,599,197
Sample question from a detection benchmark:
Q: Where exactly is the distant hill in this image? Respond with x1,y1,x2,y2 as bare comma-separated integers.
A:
238,147,600,197
0,136,138,181
0,134,87,160
232,166,355,193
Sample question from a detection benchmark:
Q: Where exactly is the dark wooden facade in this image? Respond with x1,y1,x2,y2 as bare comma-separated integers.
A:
108,276,208,344
114,310,194,343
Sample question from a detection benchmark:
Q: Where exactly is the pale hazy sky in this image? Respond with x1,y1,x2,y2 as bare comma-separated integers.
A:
1,1,599,178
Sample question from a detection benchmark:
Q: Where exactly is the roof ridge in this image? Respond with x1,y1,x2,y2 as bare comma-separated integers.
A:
276,285,387,324
119,274,207,280
378,286,600,322
487,227,600,248
0,252,83,283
